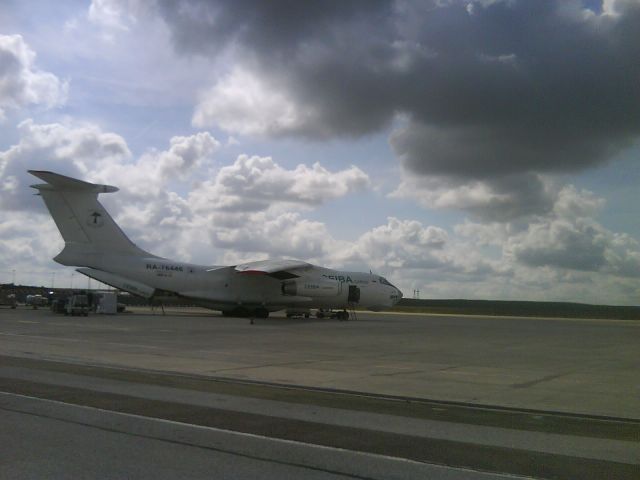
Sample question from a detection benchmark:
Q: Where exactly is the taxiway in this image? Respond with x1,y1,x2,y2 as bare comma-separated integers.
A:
1,307,638,479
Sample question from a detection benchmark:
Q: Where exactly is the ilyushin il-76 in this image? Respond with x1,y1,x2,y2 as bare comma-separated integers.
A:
29,171,402,319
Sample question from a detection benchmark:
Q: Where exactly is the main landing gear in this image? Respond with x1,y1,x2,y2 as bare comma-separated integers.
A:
316,309,351,321
250,308,269,325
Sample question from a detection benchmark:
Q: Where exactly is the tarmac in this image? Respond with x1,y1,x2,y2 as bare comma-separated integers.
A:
1,306,638,479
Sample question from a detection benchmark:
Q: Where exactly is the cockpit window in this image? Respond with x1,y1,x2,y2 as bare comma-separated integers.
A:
379,277,394,287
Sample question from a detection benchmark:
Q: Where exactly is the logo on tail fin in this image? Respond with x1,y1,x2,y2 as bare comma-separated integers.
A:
87,211,104,228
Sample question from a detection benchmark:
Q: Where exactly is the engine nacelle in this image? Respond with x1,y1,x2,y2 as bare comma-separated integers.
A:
282,279,340,297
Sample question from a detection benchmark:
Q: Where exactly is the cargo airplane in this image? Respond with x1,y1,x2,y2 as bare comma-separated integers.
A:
29,171,402,319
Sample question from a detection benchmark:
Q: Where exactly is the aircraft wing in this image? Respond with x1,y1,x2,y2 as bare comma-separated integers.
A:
233,259,313,280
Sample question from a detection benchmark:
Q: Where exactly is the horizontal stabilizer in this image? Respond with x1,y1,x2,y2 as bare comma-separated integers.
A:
29,170,118,193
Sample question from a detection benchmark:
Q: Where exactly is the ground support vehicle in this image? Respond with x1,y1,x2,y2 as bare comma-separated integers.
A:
66,294,89,316
285,308,311,318
0,291,17,309
315,309,350,321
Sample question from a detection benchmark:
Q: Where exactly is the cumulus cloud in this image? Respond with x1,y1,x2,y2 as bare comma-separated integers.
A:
91,131,220,200
392,172,557,221
0,120,222,257
193,68,319,137
188,154,370,213
0,117,372,266
347,217,449,269
210,212,333,260
2,117,637,302
88,0,154,31
159,132,220,177
345,188,640,303
435,183,640,304
0,34,68,120
169,154,370,260
511,219,609,271
0,119,130,211
88,0,133,30
505,185,640,277
102,151,368,262
0,210,68,286
320,215,510,301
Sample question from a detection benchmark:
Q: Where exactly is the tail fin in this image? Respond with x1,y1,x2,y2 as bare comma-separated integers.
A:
29,170,152,266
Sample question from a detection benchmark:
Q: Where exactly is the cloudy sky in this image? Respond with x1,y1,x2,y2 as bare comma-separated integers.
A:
1,0,639,305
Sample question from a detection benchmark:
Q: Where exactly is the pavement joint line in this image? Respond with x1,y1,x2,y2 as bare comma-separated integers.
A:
375,311,640,323
3,353,639,425
208,359,332,373
0,391,529,480
105,342,160,349
0,332,87,342
3,373,640,454
0,333,159,349
3,368,639,463
2,385,637,479
123,306,640,323
0,390,427,465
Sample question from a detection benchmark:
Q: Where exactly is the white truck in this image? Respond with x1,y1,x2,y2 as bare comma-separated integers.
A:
97,292,117,314
26,294,48,309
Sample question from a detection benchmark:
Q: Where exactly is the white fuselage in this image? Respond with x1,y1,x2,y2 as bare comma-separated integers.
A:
84,254,402,312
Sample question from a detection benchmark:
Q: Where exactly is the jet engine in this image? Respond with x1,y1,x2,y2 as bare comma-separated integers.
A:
281,279,341,297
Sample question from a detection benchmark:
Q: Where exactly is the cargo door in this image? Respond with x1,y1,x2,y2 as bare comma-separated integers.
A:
347,285,360,304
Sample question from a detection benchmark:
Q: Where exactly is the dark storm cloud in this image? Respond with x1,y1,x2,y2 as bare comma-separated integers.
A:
464,174,557,221
389,122,628,178
158,0,397,136
156,0,640,189
157,0,385,58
